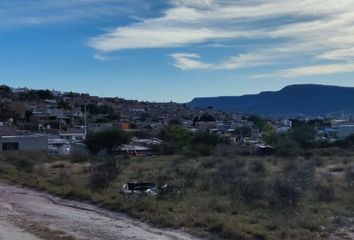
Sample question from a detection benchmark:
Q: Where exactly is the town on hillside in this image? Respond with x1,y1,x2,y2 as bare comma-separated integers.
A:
1,84,354,156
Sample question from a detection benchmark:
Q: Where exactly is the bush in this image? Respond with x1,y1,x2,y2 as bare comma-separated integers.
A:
5,153,36,171
315,184,336,202
276,135,302,157
217,159,246,185
269,177,302,208
90,156,120,189
156,143,177,155
282,160,315,190
311,156,324,167
191,131,220,146
345,165,354,188
85,129,130,155
236,176,266,204
248,160,266,176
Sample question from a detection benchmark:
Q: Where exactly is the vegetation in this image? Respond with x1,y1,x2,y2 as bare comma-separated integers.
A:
158,125,221,156
0,149,353,240
85,129,131,155
19,89,54,100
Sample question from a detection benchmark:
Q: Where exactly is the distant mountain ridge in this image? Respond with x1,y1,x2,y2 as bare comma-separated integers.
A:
188,84,354,116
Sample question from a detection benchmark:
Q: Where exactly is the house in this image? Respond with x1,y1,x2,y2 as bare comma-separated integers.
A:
88,123,113,133
0,135,48,152
337,125,354,139
195,121,217,129
48,138,71,155
119,144,152,156
0,122,17,136
131,137,162,146
60,127,86,142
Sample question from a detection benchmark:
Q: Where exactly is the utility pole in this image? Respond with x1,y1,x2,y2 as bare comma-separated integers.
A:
84,104,87,139
59,117,62,138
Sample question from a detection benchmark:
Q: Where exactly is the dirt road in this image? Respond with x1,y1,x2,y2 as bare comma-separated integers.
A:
0,182,200,240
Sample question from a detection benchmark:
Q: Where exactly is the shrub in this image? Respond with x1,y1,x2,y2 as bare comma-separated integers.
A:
269,177,302,208
90,156,120,189
315,184,336,202
85,129,130,155
282,160,315,190
217,159,246,185
159,125,193,147
345,165,354,188
191,131,220,146
276,135,302,157
248,160,266,176
236,176,266,204
311,156,324,167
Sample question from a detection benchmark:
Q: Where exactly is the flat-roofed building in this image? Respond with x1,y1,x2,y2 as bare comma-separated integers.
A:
0,135,48,152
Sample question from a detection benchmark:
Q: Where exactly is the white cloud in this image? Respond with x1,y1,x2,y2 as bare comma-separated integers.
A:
171,53,211,70
279,63,354,77
93,54,110,61
87,0,354,77
89,27,248,51
171,52,274,70
319,48,354,61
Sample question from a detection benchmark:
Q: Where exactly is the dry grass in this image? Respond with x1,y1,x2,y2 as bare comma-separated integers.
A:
0,151,354,240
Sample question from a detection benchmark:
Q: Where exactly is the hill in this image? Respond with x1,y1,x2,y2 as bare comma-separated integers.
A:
188,84,354,116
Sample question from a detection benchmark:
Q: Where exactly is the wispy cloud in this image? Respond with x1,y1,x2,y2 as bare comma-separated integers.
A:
278,63,354,78
93,54,110,61
88,0,354,77
0,0,149,28
171,53,211,70
171,52,272,70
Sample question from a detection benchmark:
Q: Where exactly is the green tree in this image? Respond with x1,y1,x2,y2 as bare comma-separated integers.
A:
262,123,277,145
193,113,215,123
275,134,301,157
233,126,252,138
191,130,220,146
248,115,267,130
290,121,316,148
0,85,11,97
159,125,193,147
85,129,130,155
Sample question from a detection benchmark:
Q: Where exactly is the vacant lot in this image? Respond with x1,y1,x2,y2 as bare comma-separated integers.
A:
0,182,199,240
0,149,353,240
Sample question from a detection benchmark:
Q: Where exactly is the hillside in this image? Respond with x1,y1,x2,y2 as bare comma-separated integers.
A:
188,84,354,116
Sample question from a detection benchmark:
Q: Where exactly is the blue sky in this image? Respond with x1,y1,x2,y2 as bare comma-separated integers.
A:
1,0,354,102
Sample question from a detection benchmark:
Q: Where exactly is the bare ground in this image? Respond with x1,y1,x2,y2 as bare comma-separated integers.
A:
0,182,200,240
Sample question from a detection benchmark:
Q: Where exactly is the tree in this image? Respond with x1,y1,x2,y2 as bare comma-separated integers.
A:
233,126,252,138
290,121,316,148
275,134,301,157
19,90,53,100
159,125,193,147
191,130,220,146
85,129,130,155
86,104,114,115
262,123,277,145
0,85,11,97
193,113,215,123
248,115,267,130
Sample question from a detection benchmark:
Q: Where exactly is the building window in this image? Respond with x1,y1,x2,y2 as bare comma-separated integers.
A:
2,142,19,151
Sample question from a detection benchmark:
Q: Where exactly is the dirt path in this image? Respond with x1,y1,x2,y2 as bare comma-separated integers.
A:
0,182,201,240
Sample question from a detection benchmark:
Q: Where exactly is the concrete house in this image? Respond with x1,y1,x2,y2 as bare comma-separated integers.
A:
0,135,48,152
337,125,354,139
88,123,113,133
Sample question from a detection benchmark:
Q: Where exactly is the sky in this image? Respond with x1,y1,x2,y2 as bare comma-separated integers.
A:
1,0,354,102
